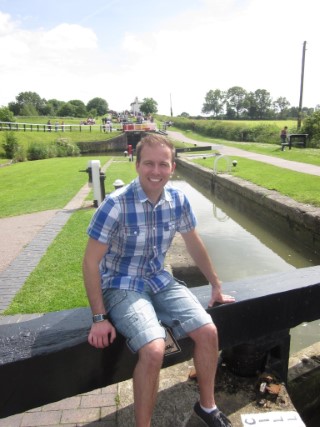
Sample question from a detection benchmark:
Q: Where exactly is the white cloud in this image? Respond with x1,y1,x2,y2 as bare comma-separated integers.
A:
0,0,319,115
0,16,103,104
0,11,16,35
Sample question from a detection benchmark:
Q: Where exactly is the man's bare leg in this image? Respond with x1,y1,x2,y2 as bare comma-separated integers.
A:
133,339,165,427
189,323,218,408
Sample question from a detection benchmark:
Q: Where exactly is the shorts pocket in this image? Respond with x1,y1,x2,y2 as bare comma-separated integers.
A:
102,289,128,314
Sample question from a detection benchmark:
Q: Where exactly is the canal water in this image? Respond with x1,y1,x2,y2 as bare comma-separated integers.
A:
172,173,320,355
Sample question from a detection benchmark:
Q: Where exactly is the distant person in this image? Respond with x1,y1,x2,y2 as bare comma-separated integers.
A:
83,133,235,427
280,126,288,145
127,144,133,161
47,120,52,132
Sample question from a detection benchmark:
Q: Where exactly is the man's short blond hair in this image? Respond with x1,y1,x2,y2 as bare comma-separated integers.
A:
136,134,176,164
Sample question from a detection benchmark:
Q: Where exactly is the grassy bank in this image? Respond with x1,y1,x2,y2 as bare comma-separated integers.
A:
0,116,123,159
0,156,109,217
0,129,122,158
193,156,320,206
5,208,92,314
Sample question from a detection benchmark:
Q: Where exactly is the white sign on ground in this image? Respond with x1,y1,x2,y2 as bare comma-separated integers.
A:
241,411,305,426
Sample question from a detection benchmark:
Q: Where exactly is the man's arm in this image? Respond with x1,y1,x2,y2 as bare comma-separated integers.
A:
83,237,116,348
180,229,235,307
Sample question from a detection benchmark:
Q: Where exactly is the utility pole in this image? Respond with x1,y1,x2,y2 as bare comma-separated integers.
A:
170,93,173,117
297,41,307,130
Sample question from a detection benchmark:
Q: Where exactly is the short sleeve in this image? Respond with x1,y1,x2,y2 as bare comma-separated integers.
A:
87,198,120,244
175,191,197,233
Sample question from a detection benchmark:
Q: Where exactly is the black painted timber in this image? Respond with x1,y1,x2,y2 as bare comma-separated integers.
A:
175,146,213,153
0,265,320,418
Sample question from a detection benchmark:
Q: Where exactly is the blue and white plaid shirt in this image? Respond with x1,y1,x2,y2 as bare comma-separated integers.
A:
87,177,197,293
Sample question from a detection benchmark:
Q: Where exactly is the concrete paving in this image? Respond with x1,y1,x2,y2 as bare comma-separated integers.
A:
1,134,318,426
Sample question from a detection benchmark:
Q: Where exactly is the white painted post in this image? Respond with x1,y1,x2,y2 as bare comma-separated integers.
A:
88,160,102,206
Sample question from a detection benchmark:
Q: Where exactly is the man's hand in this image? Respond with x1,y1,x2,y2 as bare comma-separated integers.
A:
208,285,235,308
88,320,116,349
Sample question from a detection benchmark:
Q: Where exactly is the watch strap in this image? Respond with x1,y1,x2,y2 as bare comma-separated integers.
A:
92,313,111,323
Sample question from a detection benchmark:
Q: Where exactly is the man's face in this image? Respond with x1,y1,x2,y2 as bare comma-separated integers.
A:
136,143,176,203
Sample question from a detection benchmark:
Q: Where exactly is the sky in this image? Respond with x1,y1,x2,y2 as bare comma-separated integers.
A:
0,0,319,116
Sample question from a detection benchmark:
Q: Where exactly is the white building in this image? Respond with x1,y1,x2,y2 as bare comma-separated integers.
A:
130,97,142,116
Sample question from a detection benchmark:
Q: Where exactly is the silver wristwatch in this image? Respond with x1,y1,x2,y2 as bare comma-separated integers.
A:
92,313,109,323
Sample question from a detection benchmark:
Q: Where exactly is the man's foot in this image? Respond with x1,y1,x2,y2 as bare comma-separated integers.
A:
194,402,232,427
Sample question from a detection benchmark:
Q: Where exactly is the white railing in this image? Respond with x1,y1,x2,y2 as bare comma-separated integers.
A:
0,121,160,133
0,121,118,133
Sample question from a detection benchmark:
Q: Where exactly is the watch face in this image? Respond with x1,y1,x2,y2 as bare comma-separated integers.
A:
93,314,106,322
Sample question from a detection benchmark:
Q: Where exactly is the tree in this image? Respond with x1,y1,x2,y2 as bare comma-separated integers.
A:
226,86,248,118
86,98,108,116
9,91,47,115
273,97,290,119
139,98,158,116
20,103,39,116
287,106,299,119
0,106,15,122
201,89,225,117
245,92,259,119
46,99,65,116
69,100,87,117
58,102,77,117
245,90,273,119
302,110,320,146
253,89,273,119
8,102,20,116
200,85,316,120
225,106,237,120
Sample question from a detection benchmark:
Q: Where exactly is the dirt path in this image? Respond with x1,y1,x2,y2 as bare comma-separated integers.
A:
0,210,59,272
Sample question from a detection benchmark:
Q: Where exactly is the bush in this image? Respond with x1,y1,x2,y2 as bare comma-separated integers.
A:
2,132,19,159
13,145,26,162
302,111,320,148
27,143,50,160
27,139,80,160
55,138,80,157
160,116,295,145
0,106,15,122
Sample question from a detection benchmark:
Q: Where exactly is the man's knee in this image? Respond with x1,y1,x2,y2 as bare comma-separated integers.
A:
189,322,218,344
138,339,165,368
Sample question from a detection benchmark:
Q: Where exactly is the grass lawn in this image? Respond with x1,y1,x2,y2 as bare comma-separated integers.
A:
4,208,92,314
0,156,110,217
193,156,320,207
